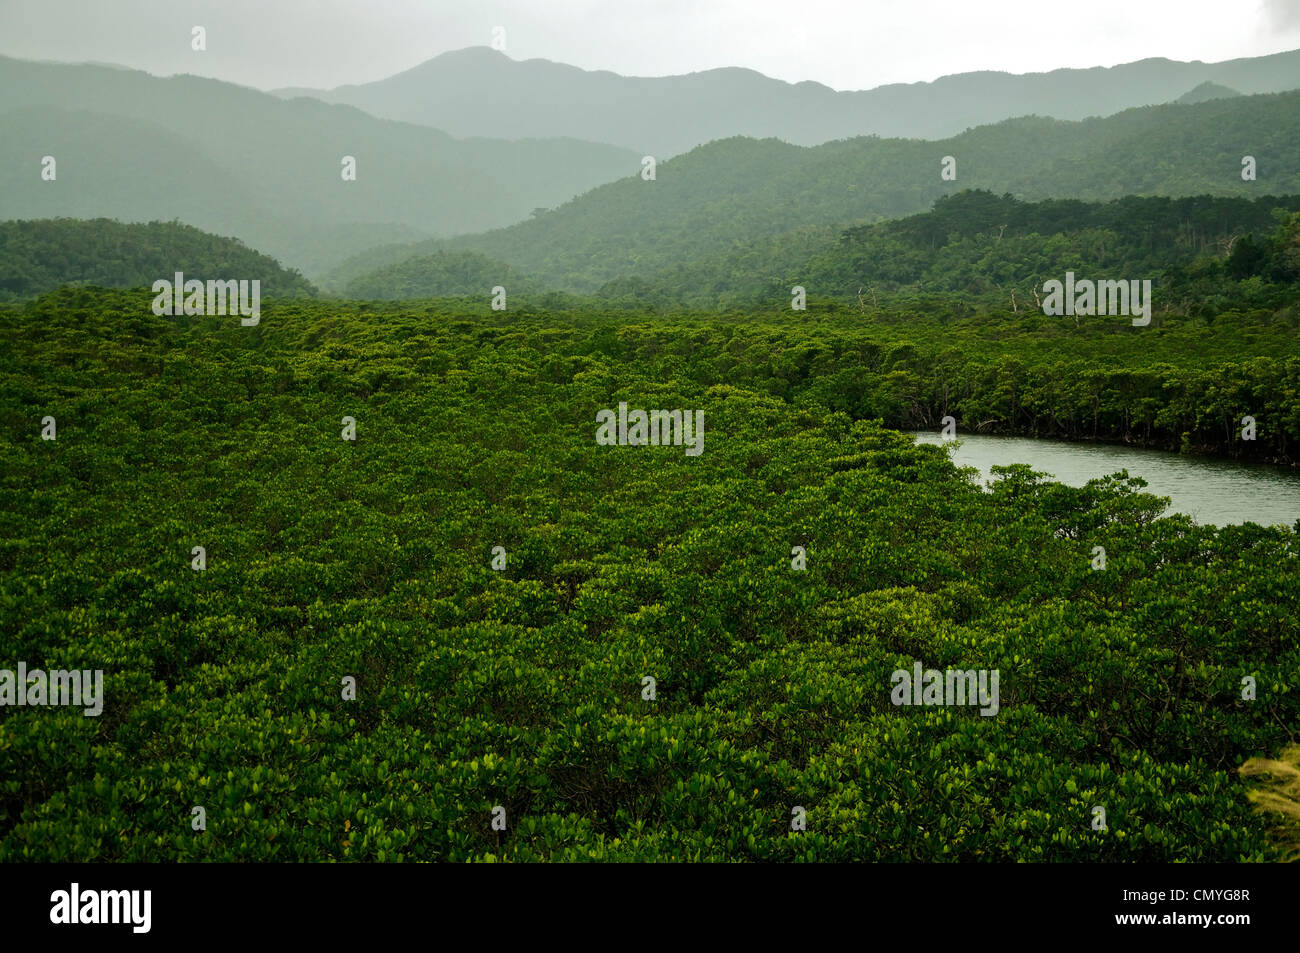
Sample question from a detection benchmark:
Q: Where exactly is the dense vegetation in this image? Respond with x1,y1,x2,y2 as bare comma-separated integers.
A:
1,288,1296,861
618,191,1300,312
327,91,1300,292
538,304,1300,462
342,250,541,300
0,219,318,302
334,188,1300,338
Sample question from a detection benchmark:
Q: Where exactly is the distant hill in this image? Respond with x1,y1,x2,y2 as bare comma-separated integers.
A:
332,191,1300,313
0,218,317,302
0,56,639,278
1177,81,1243,103
342,250,541,300
625,190,1300,309
326,90,1300,294
274,45,1300,156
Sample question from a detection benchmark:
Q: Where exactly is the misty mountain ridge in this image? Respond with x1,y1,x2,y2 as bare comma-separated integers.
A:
5,49,1298,286
272,45,1300,156
323,89,1300,294
0,55,638,277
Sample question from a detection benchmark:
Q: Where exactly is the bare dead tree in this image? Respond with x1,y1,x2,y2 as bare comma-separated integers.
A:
1219,231,1244,256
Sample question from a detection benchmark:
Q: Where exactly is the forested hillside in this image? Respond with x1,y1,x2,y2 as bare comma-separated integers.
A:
341,250,542,300
616,191,1300,310
1,288,1297,861
327,91,1300,292
0,219,317,301
0,56,638,277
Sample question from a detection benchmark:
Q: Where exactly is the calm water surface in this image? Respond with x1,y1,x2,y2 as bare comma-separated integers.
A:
911,432,1300,527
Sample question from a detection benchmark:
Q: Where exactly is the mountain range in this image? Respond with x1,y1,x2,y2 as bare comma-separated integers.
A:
2,47,1299,284
273,46,1300,157
323,90,1300,294
0,55,637,277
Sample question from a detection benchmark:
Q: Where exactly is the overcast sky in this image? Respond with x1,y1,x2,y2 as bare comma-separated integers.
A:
1,0,1298,92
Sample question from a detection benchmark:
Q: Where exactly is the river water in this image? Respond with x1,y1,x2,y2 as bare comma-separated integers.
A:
910,432,1300,527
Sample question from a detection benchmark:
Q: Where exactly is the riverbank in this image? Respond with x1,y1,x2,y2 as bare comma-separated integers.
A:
911,431,1300,526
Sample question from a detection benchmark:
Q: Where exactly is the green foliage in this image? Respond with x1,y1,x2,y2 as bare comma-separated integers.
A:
0,289,1296,861
601,191,1300,312
0,219,317,302
336,189,1300,324
342,251,540,300
330,91,1300,293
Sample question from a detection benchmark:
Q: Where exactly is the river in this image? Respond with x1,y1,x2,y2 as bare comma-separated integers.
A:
911,432,1300,527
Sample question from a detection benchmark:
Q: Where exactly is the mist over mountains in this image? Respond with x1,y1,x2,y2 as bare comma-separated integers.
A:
324,90,1300,294
2,45,1298,284
0,55,637,276
273,46,1300,156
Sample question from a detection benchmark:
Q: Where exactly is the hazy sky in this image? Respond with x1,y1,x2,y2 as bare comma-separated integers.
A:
1,0,1298,91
